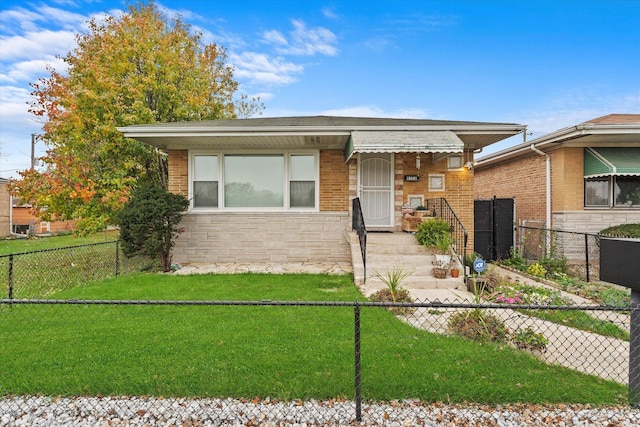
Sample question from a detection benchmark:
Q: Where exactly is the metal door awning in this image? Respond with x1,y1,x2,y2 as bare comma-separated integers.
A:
344,130,464,161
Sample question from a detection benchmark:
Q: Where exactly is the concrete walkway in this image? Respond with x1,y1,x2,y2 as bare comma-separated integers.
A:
399,265,630,385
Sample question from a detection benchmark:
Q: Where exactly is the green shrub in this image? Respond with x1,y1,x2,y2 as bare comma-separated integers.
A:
415,218,451,247
512,327,549,351
448,310,509,343
599,223,640,238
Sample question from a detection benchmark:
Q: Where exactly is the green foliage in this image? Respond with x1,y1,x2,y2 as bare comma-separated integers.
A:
448,310,509,343
483,281,629,340
500,247,528,271
526,262,547,277
14,2,263,234
415,218,451,247
512,328,549,351
116,184,189,272
433,232,453,255
599,223,640,238
371,267,414,314
373,267,411,302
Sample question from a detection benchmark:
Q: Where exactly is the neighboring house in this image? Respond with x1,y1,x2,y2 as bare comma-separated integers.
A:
11,202,77,235
119,116,524,266
474,114,640,234
0,178,9,237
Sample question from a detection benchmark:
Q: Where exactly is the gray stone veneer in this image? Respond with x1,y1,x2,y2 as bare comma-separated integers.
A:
171,212,351,265
553,210,640,234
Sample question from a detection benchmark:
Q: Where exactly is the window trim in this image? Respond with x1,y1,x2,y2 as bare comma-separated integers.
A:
428,174,445,192
188,150,319,212
584,175,640,209
447,156,463,170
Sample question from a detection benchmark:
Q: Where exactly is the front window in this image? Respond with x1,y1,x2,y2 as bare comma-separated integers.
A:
584,176,640,208
289,155,315,208
193,155,218,208
224,155,284,207
190,151,317,210
584,178,609,207
615,176,640,207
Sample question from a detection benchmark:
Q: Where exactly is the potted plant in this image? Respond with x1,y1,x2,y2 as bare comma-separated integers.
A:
450,267,460,278
432,232,453,278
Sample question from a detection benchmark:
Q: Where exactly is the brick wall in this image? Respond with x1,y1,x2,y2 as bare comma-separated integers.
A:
553,147,583,211
167,149,188,197
319,150,349,211
397,152,475,248
475,153,547,226
0,181,9,237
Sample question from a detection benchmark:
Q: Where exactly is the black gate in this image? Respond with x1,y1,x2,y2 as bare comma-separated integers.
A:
474,197,514,262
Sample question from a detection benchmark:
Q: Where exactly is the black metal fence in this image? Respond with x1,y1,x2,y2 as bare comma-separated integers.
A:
518,226,602,282
1,297,637,425
0,241,154,299
427,197,469,269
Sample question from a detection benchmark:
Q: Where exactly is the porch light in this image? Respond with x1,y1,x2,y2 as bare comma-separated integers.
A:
416,154,421,170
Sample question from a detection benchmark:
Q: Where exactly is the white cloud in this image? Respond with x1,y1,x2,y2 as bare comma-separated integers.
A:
263,19,338,57
321,7,340,20
230,52,304,86
0,29,76,62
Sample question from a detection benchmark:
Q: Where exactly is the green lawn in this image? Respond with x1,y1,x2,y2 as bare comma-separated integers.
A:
0,273,627,405
0,230,120,256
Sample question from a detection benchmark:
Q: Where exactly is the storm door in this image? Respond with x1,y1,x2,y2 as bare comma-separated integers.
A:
359,153,394,227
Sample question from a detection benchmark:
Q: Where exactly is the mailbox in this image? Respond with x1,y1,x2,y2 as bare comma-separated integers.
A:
600,237,640,290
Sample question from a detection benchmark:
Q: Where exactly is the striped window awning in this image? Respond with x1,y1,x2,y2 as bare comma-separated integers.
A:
344,130,464,161
584,147,640,178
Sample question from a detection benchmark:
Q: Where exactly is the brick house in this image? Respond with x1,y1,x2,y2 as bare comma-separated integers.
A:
119,116,524,266
0,178,9,237
10,203,77,235
474,114,640,234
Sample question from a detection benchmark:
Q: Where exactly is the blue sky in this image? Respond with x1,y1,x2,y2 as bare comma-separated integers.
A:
1,0,639,178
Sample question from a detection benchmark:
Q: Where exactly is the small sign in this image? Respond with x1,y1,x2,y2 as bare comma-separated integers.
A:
404,175,420,182
473,258,486,273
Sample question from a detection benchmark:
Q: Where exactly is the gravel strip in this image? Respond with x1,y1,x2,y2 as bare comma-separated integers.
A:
1,396,639,426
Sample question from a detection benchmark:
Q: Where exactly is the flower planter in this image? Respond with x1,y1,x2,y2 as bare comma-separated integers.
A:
466,277,487,293
432,267,448,279
450,268,460,278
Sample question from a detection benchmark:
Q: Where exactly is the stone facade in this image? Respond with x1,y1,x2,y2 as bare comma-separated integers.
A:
172,212,351,264
553,211,640,234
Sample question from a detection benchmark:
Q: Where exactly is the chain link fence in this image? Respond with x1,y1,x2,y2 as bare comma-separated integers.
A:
1,297,638,425
518,226,602,282
0,241,155,299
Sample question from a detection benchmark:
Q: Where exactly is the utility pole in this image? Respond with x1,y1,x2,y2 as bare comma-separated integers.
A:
31,133,40,170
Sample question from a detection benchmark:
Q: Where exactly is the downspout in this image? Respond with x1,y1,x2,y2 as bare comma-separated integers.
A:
530,144,551,254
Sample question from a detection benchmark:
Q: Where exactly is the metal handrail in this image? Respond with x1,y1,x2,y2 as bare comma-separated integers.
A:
426,198,468,278
351,197,367,283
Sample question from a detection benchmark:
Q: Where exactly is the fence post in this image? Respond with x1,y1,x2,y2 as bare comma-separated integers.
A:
630,291,640,407
584,234,590,283
8,254,13,300
115,240,120,277
354,303,362,422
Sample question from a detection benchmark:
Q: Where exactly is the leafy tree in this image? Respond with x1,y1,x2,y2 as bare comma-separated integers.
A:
117,183,189,272
12,1,262,233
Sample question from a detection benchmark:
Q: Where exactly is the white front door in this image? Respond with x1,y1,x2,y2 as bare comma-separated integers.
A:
359,153,394,227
